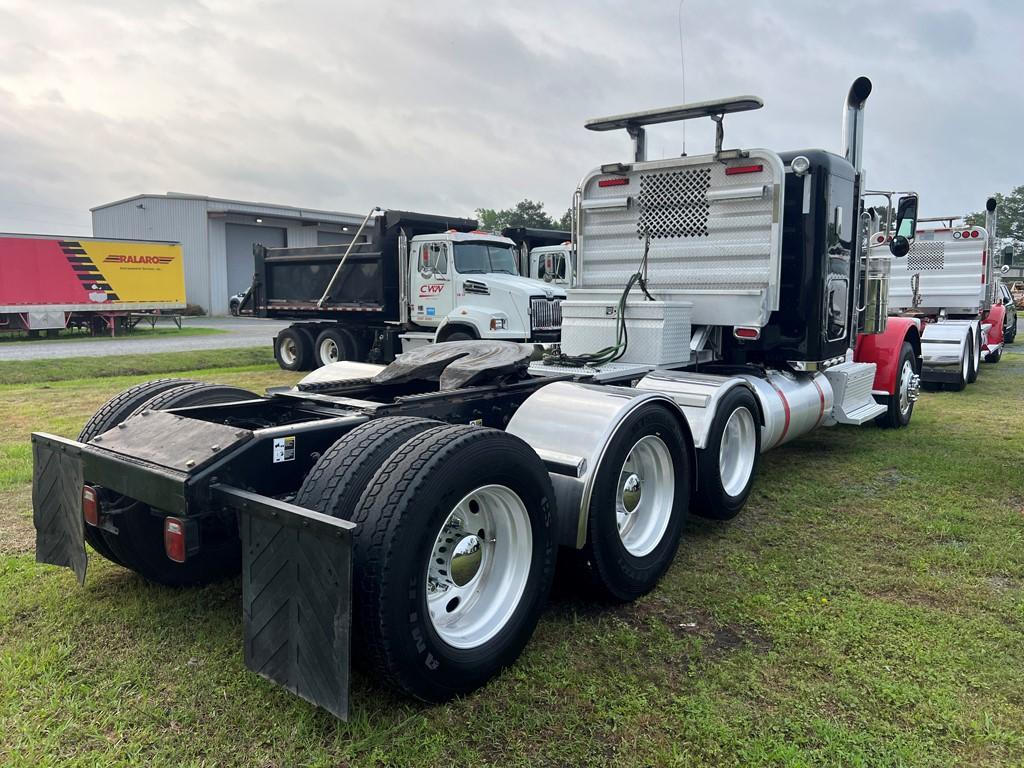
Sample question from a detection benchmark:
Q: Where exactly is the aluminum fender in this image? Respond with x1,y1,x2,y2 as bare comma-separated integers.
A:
736,370,833,451
506,381,691,549
918,320,972,373
854,317,921,395
635,370,761,450
982,304,1006,350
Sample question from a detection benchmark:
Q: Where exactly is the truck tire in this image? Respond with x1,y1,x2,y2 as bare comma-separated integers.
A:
295,417,438,517
691,387,761,519
274,326,314,371
577,402,690,602
102,382,258,586
948,336,971,392
314,327,359,366
967,327,981,383
875,341,918,429
985,347,1002,363
340,423,556,702
77,378,197,564
443,330,475,342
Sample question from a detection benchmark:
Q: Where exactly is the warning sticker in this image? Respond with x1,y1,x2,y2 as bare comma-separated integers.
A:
272,436,296,463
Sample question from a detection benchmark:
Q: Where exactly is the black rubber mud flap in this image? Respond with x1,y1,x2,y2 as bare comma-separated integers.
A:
32,433,88,585
215,486,355,721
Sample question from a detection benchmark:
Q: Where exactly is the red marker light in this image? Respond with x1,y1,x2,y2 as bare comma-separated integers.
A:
164,517,188,563
82,486,99,527
733,327,761,340
598,177,629,187
971,230,980,238
725,164,764,176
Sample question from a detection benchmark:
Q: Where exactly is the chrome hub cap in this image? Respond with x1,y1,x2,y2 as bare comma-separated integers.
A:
899,360,918,415
426,484,532,649
320,338,340,363
279,337,298,366
718,406,756,498
616,435,674,557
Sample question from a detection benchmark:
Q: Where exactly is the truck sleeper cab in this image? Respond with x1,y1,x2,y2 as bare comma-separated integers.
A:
32,76,922,723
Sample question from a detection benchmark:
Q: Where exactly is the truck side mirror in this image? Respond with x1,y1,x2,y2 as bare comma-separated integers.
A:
890,195,918,257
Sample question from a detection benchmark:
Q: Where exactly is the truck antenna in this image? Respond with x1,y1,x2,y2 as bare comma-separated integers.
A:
678,0,687,156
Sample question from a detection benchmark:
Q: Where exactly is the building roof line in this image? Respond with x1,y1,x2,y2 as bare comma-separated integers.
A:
90,192,364,223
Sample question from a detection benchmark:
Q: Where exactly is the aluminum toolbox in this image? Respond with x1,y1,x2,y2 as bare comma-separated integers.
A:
559,291,692,366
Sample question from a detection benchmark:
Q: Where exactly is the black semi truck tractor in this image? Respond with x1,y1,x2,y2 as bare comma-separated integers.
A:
33,76,921,721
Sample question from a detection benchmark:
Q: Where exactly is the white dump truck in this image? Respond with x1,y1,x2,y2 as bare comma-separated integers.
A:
242,210,566,370
32,76,922,721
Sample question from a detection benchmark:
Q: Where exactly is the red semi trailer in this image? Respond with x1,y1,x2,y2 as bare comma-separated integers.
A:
0,233,185,336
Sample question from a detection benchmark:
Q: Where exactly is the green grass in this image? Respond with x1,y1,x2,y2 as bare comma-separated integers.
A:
1,352,1024,766
0,326,224,346
0,347,276,386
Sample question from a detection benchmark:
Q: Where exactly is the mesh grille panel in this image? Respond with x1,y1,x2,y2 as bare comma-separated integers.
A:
907,241,944,271
637,168,711,239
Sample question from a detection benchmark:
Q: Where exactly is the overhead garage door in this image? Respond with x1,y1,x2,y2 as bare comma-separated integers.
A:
226,223,286,297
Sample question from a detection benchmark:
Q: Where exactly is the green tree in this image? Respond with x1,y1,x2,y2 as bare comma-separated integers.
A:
475,199,563,232
965,185,1024,239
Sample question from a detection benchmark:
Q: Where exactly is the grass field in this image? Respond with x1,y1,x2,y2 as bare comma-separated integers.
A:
0,326,223,345
1,350,1023,767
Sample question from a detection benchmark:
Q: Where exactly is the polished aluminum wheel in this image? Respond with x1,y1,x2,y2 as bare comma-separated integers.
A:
425,484,532,649
718,406,757,497
972,331,981,372
961,342,970,383
279,337,299,367
319,337,341,364
616,435,674,557
898,359,917,416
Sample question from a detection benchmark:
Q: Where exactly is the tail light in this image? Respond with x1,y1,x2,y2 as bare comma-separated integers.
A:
733,327,761,340
725,164,764,176
598,177,629,188
971,230,980,238
82,485,99,527
164,517,188,563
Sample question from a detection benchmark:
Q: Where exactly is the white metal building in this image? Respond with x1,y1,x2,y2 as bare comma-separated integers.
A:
91,193,364,315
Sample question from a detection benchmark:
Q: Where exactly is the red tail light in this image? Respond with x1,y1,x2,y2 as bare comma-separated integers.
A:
971,230,980,238
725,164,764,176
82,485,99,527
164,517,188,563
733,326,761,340
598,177,629,188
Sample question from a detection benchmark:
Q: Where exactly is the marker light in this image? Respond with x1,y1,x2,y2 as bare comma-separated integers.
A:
598,177,629,188
82,486,99,527
733,326,761,340
164,517,188,563
725,164,764,176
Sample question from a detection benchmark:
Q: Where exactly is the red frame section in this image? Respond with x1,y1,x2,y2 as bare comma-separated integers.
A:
981,304,1005,351
853,317,921,395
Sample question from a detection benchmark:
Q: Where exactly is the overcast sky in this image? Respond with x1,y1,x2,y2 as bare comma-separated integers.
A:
0,0,1021,235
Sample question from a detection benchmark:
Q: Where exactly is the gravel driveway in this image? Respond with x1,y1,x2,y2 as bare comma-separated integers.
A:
0,317,291,361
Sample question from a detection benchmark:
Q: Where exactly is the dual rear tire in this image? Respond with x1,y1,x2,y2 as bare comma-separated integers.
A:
274,324,368,371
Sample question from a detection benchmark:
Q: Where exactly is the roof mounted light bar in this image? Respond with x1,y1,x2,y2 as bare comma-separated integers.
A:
585,95,763,162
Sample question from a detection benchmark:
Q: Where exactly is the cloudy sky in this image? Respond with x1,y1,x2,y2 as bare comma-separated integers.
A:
0,0,1021,235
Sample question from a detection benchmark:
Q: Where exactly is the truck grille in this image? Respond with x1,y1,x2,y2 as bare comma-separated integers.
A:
530,297,563,330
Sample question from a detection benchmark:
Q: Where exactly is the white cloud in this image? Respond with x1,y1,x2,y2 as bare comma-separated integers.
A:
0,0,1020,235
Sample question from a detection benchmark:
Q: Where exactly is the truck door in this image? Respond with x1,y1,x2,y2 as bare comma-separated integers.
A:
410,240,453,327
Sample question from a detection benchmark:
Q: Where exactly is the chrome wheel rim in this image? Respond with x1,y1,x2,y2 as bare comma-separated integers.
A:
319,338,340,364
616,435,674,557
719,406,757,497
898,360,915,416
279,337,299,366
961,341,970,382
426,484,532,649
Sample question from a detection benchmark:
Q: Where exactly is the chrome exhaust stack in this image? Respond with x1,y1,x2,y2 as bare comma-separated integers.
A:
842,77,873,175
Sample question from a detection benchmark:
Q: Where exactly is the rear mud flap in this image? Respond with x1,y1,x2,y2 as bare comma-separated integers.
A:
32,434,87,584
214,486,355,721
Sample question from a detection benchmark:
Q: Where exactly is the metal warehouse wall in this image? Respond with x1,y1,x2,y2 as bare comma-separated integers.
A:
92,198,212,311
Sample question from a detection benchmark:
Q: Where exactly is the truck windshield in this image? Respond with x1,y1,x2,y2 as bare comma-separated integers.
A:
453,243,519,275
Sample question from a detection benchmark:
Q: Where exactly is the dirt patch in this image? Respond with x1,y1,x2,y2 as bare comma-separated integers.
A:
877,467,905,486
0,487,35,554
606,599,774,656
